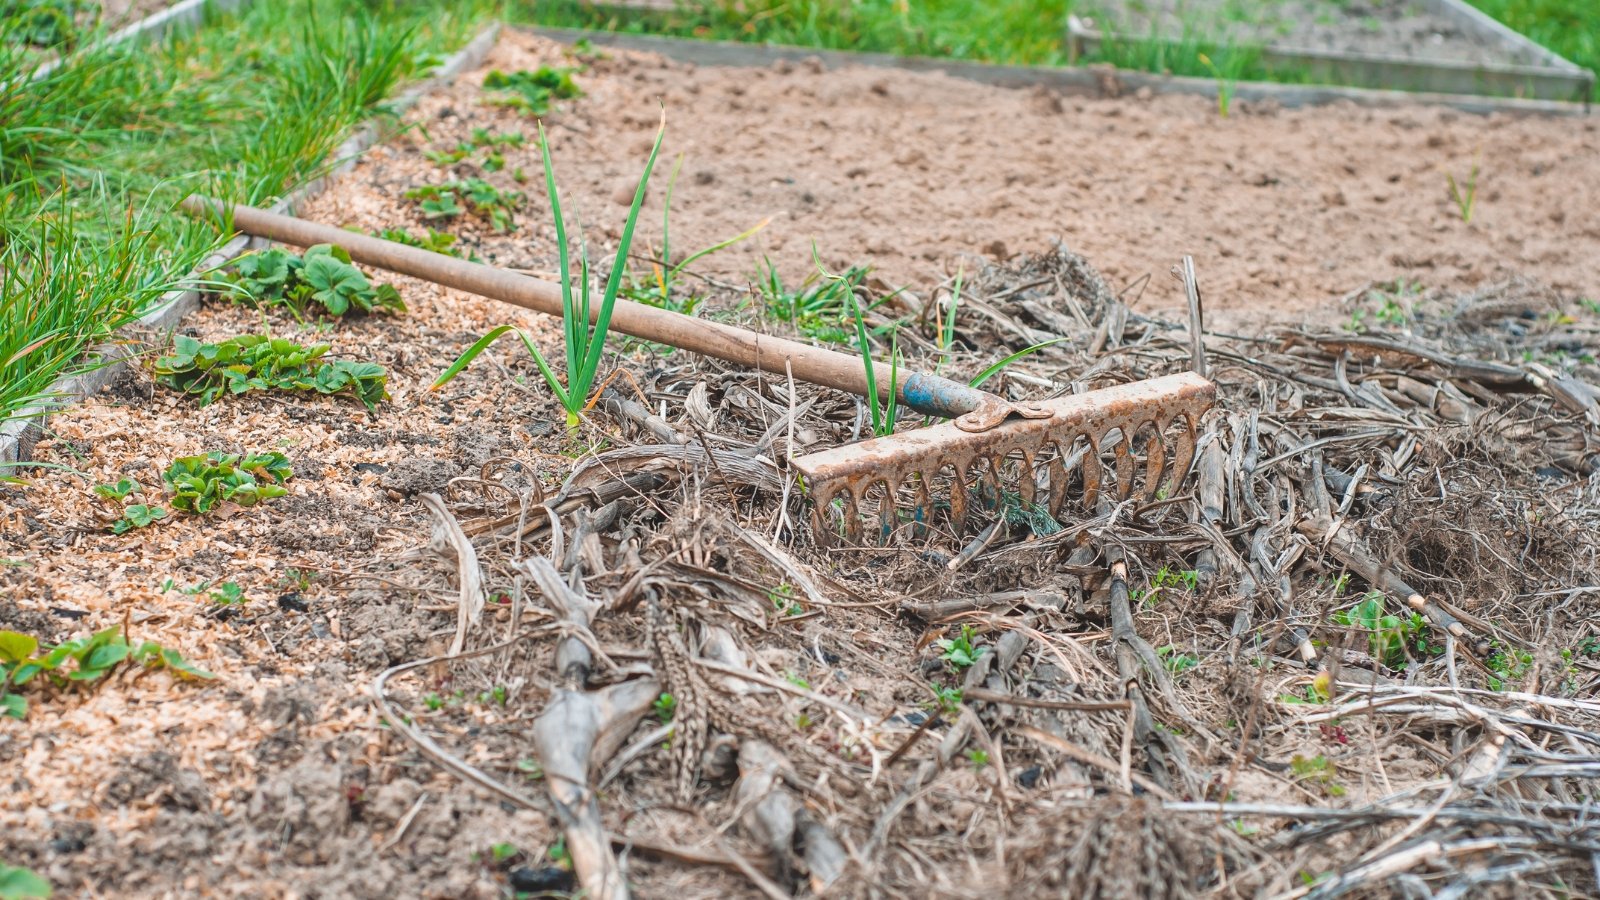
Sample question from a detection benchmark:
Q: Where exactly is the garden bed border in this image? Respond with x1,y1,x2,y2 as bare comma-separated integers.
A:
0,23,502,466
528,24,1591,117
1065,0,1595,103
31,0,251,81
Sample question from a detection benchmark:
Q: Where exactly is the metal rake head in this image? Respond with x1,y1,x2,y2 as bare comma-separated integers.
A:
791,373,1216,546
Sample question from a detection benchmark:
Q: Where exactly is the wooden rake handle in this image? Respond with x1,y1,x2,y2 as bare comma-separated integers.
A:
182,197,1014,426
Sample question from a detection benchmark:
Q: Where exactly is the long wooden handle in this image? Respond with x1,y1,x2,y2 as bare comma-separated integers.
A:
182,197,991,420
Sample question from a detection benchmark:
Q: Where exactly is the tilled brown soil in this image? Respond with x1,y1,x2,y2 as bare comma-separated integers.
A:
391,30,1599,333
3,29,1599,900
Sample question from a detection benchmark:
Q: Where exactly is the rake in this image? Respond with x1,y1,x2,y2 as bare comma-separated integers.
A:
182,198,1215,544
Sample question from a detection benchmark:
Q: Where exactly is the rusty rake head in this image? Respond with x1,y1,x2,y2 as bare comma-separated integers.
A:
791,373,1216,546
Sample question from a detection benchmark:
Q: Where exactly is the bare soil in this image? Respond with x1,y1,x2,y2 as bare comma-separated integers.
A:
362,30,1600,334
2,30,1598,900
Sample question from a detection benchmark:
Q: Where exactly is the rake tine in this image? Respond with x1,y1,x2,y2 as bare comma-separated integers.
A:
1143,428,1167,500
1114,431,1135,501
791,373,1216,545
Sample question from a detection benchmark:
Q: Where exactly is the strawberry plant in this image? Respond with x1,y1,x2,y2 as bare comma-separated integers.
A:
93,478,168,534
404,178,523,233
221,244,405,318
482,67,580,114
162,451,292,515
112,504,168,534
367,227,476,260
423,128,525,169
154,334,389,409
1,626,213,721
92,477,140,502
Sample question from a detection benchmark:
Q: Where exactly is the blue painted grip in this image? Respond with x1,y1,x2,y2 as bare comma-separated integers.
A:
900,372,985,419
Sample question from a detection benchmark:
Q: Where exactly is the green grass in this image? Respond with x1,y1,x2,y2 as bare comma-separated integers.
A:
518,0,1595,99
0,0,491,425
0,188,215,426
518,0,1073,66
1462,0,1599,100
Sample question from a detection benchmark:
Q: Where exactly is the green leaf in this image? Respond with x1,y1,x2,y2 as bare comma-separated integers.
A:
1,692,25,720
80,640,129,674
0,864,51,899
968,338,1070,389
0,631,38,665
154,648,214,681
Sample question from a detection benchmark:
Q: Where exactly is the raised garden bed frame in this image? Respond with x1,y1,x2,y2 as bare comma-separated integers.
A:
1066,0,1595,103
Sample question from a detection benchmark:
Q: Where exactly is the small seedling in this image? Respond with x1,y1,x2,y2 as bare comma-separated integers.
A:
653,691,676,724
515,757,544,780
431,119,665,428
1157,645,1199,675
927,685,963,718
155,334,389,410
1290,754,1346,798
222,245,405,317
163,451,292,515
1196,52,1239,118
207,582,245,605
547,835,572,870
482,67,582,114
839,264,900,438
1374,296,1407,327
276,568,318,592
567,38,605,62
935,625,986,670
1444,157,1480,223
628,155,769,315
768,582,803,617
965,748,990,769
935,269,962,373
405,178,524,233
1332,592,1428,669
490,842,519,864
423,692,444,711
1486,644,1534,691
1135,566,1199,606
423,128,526,169
96,477,167,533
